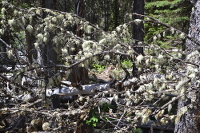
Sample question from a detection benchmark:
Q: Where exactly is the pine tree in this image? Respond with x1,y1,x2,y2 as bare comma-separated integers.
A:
145,0,192,43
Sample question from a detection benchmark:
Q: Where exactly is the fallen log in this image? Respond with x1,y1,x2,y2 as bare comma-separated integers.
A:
46,77,139,97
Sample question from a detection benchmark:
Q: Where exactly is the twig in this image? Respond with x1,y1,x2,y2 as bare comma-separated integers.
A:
133,13,200,47
0,38,11,48
0,74,32,93
115,109,126,129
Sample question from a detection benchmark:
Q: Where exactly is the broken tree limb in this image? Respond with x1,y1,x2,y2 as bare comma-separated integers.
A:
46,77,139,97
46,83,111,97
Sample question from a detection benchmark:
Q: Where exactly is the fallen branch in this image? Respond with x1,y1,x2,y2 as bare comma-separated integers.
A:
46,77,138,97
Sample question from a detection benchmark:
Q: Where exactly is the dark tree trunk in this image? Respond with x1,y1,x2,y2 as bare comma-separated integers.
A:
25,15,37,64
89,0,94,24
103,0,109,31
70,0,89,85
132,0,144,77
42,0,58,109
132,0,144,53
133,0,144,42
174,0,200,132
43,0,58,68
74,1,92,132
113,0,119,28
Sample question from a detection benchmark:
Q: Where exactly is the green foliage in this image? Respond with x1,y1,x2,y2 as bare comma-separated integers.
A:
19,3,29,8
92,64,105,73
101,102,114,112
86,103,115,127
145,0,192,48
132,128,142,133
121,59,133,69
145,0,192,29
86,115,99,127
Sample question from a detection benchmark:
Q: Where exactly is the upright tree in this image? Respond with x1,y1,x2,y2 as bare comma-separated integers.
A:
175,0,200,132
42,0,57,68
69,0,89,85
133,0,144,45
132,0,144,77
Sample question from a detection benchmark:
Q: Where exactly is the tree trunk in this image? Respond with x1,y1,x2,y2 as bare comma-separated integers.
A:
133,0,144,45
25,22,37,64
132,0,144,77
103,0,109,31
43,0,58,70
70,0,89,85
174,0,200,132
113,0,119,28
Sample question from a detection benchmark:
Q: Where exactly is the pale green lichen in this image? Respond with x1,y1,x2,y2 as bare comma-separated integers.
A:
145,58,150,66
51,17,57,24
65,13,73,23
1,20,6,25
43,37,48,43
153,36,157,42
8,19,15,27
113,44,121,50
116,26,121,32
186,65,195,76
179,32,185,39
82,40,93,50
85,25,93,34
136,54,144,65
160,83,166,91
2,0,7,6
34,43,39,49
160,117,169,125
22,17,26,25
170,28,175,34
57,14,64,20
186,50,198,61
157,33,161,40
29,15,33,24
145,83,153,90
0,29,5,35
48,23,55,31
175,106,187,124
7,49,13,59
153,77,160,88
134,19,142,26
127,50,134,55
84,52,92,57
136,85,145,93
61,48,68,55
163,31,166,37
26,25,33,34
155,109,164,120
37,33,43,41
168,103,172,113
1,8,6,19
99,38,107,45
104,55,110,60
36,9,42,16
141,115,150,124
42,122,50,131
157,54,164,64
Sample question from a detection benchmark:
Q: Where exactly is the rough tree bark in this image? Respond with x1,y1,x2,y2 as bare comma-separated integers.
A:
25,20,37,64
42,0,59,109
174,0,200,132
133,0,144,45
43,0,57,68
70,0,89,85
113,0,119,28
132,0,144,77
103,0,109,31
